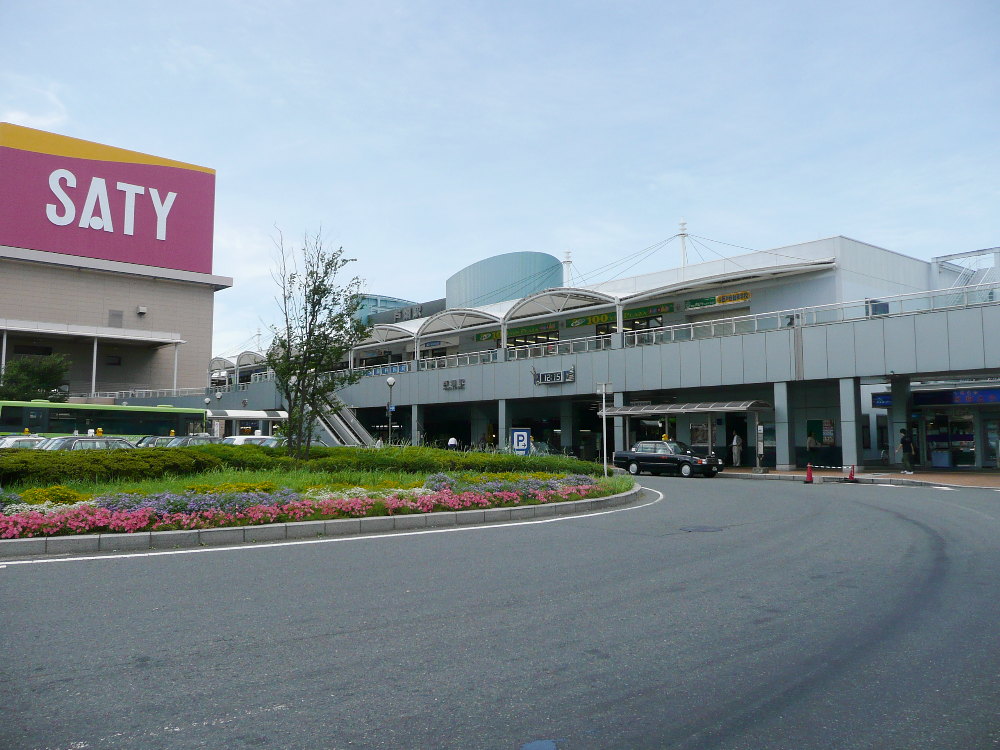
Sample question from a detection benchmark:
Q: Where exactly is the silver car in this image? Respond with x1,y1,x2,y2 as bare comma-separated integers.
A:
36,436,136,450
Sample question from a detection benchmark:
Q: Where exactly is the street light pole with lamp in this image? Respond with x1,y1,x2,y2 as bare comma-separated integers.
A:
203,397,211,435
385,376,396,445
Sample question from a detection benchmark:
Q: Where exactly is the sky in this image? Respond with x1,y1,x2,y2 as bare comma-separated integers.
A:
2,0,998,358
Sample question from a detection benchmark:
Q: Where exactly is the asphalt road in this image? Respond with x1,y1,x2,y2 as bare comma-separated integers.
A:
2,477,1000,750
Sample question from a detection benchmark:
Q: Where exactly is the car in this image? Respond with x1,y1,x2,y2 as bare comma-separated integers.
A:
260,437,287,448
36,436,136,450
134,435,177,448
612,440,723,478
0,435,46,449
165,435,224,447
221,435,274,445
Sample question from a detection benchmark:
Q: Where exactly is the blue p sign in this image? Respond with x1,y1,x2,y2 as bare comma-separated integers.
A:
511,428,531,456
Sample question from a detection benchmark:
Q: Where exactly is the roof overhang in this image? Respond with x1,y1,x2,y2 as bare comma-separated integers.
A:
624,259,836,305
506,287,620,322
599,400,773,417
208,409,288,419
418,308,502,336
1,317,185,346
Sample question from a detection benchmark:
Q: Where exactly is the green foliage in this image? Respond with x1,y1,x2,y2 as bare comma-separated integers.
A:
0,445,600,490
0,447,222,487
20,484,88,505
0,355,70,401
265,230,371,459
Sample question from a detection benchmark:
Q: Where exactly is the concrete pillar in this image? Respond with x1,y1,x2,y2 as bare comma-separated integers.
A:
411,404,423,446
91,337,98,394
613,391,625,452
774,381,795,470
1,328,6,377
498,399,509,449
839,377,863,472
559,399,575,455
612,302,625,349
172,343,180,392
889,376,912,467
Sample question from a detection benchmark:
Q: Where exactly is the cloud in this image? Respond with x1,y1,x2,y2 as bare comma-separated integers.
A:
0,74,67,129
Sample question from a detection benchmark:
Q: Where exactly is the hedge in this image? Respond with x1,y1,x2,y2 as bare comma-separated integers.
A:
0,445,603,487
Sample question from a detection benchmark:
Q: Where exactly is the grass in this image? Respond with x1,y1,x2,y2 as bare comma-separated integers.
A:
10,467,634,500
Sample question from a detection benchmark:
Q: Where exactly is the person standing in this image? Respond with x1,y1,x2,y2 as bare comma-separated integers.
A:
731,431,743,466
898,428,915,474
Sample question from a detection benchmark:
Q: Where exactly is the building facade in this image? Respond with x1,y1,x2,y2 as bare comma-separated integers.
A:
336,237,1000,471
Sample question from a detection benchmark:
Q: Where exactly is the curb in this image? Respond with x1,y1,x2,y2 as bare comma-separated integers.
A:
0,486,645,559
719,471,987,490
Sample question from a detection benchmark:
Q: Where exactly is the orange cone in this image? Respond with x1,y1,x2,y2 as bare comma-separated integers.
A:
804,463,813,484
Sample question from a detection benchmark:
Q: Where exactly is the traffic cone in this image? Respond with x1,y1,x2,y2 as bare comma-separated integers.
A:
842,464,858,483
804,463,813,484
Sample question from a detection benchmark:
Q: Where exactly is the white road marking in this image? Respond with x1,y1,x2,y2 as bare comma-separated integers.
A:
0,490,664,567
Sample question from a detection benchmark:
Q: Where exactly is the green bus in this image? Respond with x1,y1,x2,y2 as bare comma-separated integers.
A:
0,400,207,437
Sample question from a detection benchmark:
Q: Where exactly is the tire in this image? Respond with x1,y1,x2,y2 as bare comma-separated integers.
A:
706,467,718,478
628,462,641,476
679,463,693,478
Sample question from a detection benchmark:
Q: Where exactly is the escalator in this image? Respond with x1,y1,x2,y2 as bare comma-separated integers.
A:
316,404,375,446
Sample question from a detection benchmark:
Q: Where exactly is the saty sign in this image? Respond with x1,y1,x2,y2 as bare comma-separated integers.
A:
0,123,216,274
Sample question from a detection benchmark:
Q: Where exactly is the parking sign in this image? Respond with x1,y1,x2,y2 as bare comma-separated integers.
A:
511,428,531,456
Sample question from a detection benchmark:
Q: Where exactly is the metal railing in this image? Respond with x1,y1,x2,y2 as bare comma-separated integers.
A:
626,282,1000,348
507,334,612,360
417,348,498,370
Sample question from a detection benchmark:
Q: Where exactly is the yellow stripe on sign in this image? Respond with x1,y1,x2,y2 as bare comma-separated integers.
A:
0,123,215,174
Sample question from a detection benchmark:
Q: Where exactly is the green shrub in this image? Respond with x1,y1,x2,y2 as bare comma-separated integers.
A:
20,484,88,505
0,447,222,487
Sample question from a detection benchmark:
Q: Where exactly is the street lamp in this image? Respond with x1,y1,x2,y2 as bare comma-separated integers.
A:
203,397,211,434
385,376,396,445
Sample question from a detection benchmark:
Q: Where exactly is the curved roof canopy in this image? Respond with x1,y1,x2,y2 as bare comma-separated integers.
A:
506,287,619,322
418,308,502,337
235,350,266,368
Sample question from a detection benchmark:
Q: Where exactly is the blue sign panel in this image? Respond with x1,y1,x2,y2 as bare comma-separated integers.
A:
872,393,892,408
511,428,531,456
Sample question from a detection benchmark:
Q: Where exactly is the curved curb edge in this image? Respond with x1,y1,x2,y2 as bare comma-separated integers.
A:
0,484,645,559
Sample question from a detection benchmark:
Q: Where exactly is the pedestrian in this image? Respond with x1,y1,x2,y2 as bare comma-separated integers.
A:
898,428,915,474
731,431,743,466
447,436,458,451
806,433,819,451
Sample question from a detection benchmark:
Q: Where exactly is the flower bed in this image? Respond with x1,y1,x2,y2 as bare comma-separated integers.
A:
0,473,608,539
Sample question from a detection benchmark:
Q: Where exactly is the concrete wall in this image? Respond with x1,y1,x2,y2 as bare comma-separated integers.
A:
0,258,216,390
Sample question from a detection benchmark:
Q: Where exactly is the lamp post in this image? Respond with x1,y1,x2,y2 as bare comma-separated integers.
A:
203,397,211,434
386,376,396,445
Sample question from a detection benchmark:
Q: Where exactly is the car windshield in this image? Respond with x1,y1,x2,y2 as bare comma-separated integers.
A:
668,441,692,453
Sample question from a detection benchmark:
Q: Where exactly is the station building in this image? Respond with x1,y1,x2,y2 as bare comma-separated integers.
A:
334,237,1000,471
0,123,232,396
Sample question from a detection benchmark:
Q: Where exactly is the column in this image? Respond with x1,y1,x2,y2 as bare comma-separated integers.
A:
613,391,625,452
172,343,180,392
559,399,575,455
613,302,625,349
774,381,795,470
411,404,423,446
91,337,98,394
498,399,509,450
1,329,7,377
839,377,863,473
889,376,911,468
499,321,508,362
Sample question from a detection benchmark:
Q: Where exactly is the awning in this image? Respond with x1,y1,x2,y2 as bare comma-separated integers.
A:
208,410,288,419
599,400,772,417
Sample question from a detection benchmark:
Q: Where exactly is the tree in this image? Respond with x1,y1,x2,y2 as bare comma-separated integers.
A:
266,230,370,459
0,354,70,402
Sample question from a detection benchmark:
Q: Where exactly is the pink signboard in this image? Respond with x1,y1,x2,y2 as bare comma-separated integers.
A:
0,123,215,274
